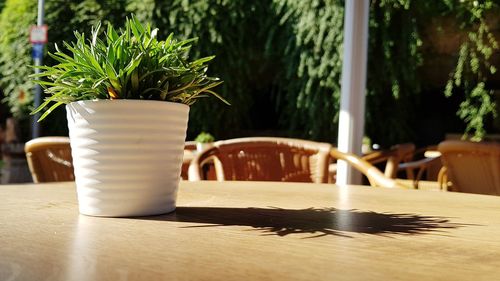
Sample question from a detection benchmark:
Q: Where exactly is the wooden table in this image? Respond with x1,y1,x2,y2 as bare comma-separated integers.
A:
1,181,500,280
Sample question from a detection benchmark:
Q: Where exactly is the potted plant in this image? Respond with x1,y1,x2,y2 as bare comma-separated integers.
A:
194,131,215,152
32,16,228,217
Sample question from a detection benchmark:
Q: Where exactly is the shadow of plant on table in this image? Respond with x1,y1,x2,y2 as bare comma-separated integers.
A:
142,207,472,238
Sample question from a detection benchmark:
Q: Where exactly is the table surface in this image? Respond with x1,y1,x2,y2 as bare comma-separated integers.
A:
1,181,500,281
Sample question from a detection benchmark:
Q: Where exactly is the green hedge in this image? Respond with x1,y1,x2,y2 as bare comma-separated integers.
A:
0,0,36,119
0,0,497,145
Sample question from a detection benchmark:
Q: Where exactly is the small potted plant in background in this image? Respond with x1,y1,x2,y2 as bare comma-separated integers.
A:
194,131,215,152
32,16,228,217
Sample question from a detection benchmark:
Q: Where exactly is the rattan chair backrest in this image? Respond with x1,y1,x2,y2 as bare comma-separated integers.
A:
438,140,500,195
24,137,74,183
188,137,404,188
189,137,332,183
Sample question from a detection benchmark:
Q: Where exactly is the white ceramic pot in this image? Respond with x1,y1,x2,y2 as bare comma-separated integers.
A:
66,100,189,217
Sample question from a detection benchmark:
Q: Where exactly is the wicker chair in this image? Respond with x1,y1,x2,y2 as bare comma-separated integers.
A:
360,143,442,189
397,145,442,188
188,137,332,183
362,143,415,178
438,140,500,195
188,137,403,188
329,148,404,188
329,143,415,184
24,137,75,183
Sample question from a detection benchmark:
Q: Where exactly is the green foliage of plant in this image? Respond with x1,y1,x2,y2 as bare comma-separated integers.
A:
365,0,423,146
271,0,499,144
152,0,275,138
46,0,134,135
126,0,155,23
0,0,36,119
270,0,423,145
270,0,344,141
442,2,499,140
0,0,498,144
32,16,227,121
194,131,215,143
0,0,135,136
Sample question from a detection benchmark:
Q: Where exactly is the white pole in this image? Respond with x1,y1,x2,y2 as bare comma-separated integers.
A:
32,0,45,139
336,0,370,185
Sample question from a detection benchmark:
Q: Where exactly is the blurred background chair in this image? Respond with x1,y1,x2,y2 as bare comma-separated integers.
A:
24,137,74,183
188,137,403,188
184,141,197,151
329,143,417,185
329,148,404,188
438,140,500,195
181,141,197,180
363,143,416,178
396,145,442,189
188,137,332,183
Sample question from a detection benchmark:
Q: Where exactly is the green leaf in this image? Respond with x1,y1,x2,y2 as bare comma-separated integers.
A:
190,56,215,66
37,101,64,122
29,14,226,121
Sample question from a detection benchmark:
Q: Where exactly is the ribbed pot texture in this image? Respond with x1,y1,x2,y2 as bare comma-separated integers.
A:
66,100,189,217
